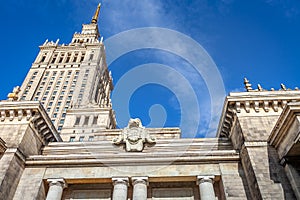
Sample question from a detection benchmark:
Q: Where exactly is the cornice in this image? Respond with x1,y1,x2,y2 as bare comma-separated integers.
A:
26,138,238,167
217,90,300,138
268,102,300,149
0,101,62,143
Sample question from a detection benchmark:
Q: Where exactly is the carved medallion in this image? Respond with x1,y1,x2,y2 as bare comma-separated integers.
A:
112,118,156,152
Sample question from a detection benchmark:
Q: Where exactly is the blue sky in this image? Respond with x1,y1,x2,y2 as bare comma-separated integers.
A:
1,0,300,137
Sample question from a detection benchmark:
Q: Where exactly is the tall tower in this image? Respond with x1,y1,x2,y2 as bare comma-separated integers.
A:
18,4,116,140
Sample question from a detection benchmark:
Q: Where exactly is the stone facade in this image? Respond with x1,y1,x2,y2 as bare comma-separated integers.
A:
0,4,299,200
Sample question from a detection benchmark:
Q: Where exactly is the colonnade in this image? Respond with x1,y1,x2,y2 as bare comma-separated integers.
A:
45,176,216,200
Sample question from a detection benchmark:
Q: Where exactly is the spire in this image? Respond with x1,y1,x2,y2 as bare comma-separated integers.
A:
91,3,101,24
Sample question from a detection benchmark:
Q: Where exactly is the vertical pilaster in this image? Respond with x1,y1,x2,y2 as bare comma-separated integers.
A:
197,176,215,200
132,177,148,200
46,178,67,200
112,177,129,200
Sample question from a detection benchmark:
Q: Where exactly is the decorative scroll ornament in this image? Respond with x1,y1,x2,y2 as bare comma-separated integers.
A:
7,86,20,101
112,118,156,152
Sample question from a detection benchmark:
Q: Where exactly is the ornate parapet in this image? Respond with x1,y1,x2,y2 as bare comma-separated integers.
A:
0,101,62,145
112,118,156,152
217,90,300,138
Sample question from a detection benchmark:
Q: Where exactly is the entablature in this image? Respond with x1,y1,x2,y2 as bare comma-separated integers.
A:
217,90,300,138
0,101,62,143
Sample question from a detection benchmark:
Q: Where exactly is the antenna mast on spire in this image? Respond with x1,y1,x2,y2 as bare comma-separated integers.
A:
91,3,101,24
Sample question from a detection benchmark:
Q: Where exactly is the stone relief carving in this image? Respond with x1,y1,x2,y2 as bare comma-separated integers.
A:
112,118,156,152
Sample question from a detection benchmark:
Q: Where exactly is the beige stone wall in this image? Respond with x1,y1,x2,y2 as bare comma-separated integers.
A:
219,163,250,199
13,168,46,200
0,150,25,199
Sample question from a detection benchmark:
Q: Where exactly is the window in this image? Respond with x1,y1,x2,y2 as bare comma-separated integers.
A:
59,96,63,100
45,72,49,76
75,116,80,125
89,53,94,61
84,116,89,125
93,116,98,124
33,71,38,75
45,91,49,95
79,136,84,142
73,53,78,62
52,91,57,95
53,113,57,118
80,53,85,62
66,53,71,63
49,102,53,106
88,136,94,142
57,102,62,106
69,137,75,142
58,126,62,131
40,55,46,62
51,54,58,63
47,108,51,112
62,113,66,118
60,119,65,124
42,97,47,101
34,97,38,101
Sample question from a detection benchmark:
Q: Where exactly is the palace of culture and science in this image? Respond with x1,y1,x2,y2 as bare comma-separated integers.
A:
0,4,299,200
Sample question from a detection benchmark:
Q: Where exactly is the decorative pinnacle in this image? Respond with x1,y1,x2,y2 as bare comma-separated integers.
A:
257,84,263,91
244,77,253,92
91,3,101,24
280,83,287,91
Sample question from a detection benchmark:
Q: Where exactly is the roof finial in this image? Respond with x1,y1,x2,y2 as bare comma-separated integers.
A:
280,83,287,91
244,77,253,92
91,3,101,24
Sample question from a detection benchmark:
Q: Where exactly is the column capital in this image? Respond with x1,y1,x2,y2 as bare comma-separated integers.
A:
112,177,129,186
132,176,149,186
196,175,215,185
47,178,68,189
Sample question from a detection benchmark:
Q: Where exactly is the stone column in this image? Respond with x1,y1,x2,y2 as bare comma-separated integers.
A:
46,178,67,200
132,177,148,200
197,176,215,200
112,177,129,200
